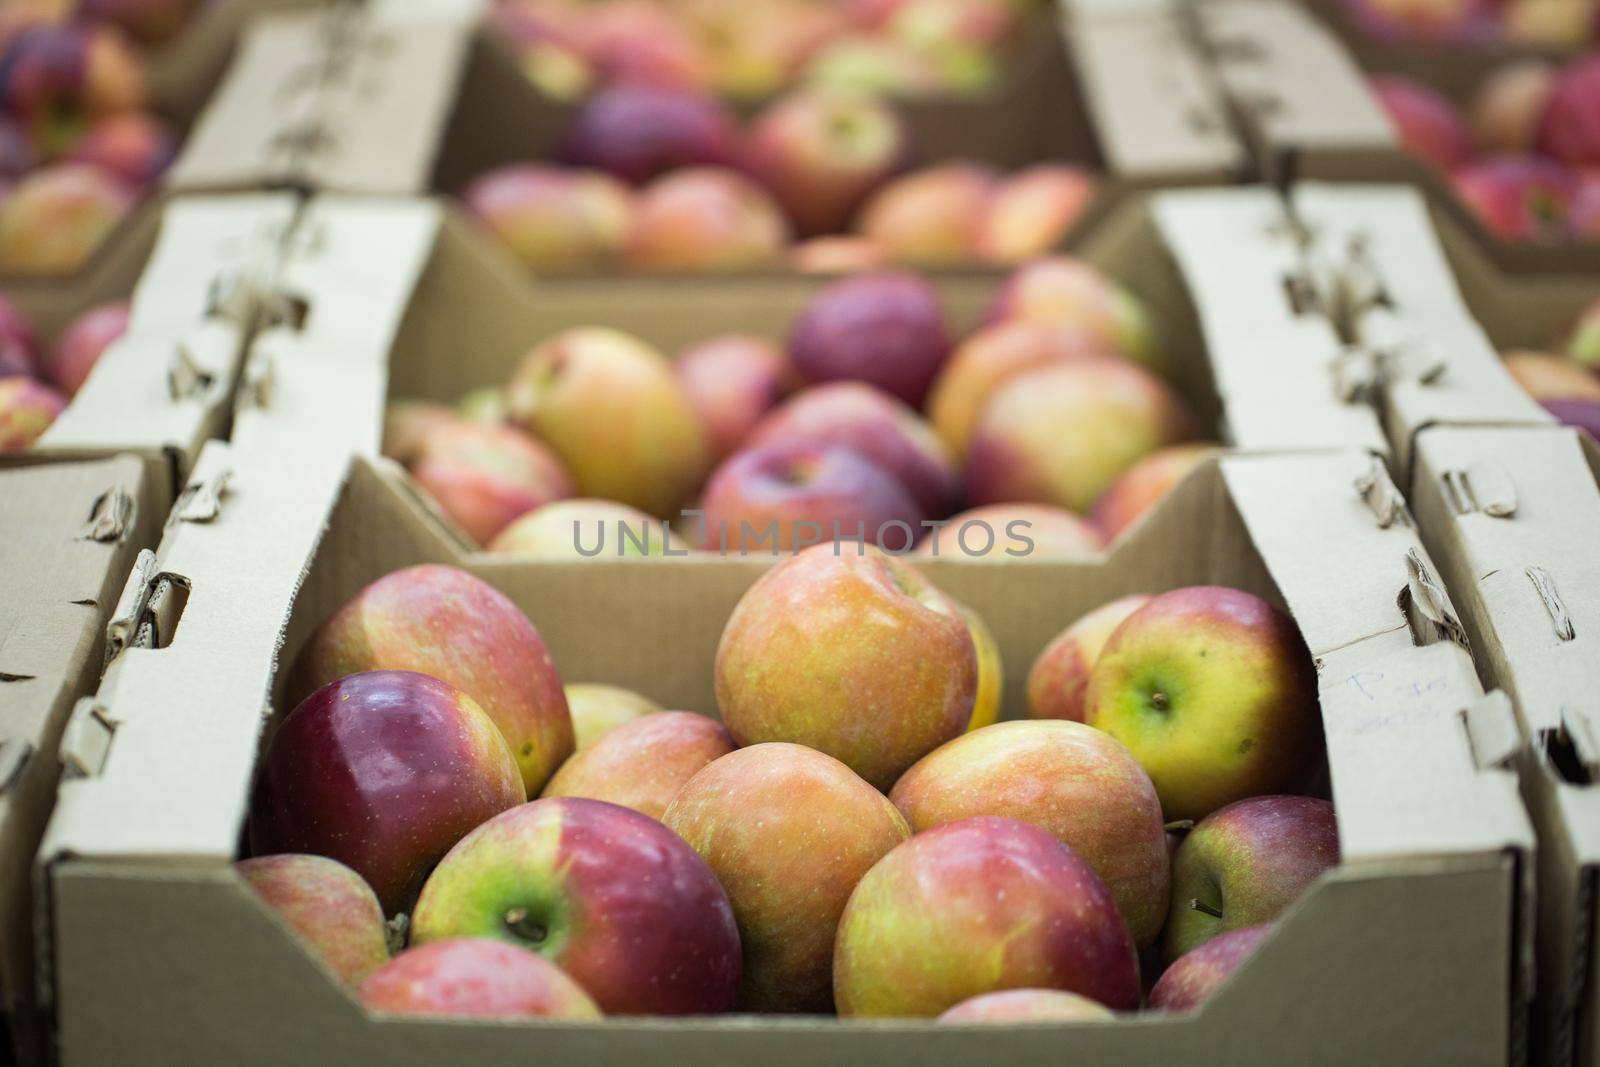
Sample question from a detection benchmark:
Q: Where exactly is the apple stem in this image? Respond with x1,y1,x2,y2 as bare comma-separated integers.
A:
503,906,548,944
1188,898,1224,919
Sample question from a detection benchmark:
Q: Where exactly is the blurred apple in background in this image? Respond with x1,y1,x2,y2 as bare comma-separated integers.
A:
1026,594,1152,722
462,164,634,272
1503,350,1600,400
406,420,575,546
0,294,39,380
1469,61,1556,154
541,710,735,820
561,86,740,184
673,334,788,460
1341,0,1496,44
236,855,390,988
360,939,601,1020
0,22,145,158
1148,924,1274,1012
857,162,998,266
47,298,127,395
456,385,509,424
977,164,1099,263
0,163,134,274
63,111,174,188
787,272,951,406
0,376,65,450
382,400,458,466
627,166,791,272
563,682,660,749
916,502,1102,559
1092,442,1220,543
1563,299,1600,367
789,234,888,273
489,498,687,558
938,988,1115,1024
1371,75,1472,171
79,0,202,45
989,256,1167,375
1453,155,1576,240
1538,54,1600,166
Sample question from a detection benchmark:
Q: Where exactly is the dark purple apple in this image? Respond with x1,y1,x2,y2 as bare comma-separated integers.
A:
787,272,952,407
560,85,740,185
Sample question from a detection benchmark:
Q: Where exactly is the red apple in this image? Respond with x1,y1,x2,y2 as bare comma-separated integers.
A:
1453,155,1577,241
381,400,458,466
1469,60,1556,154
235,854,390,988
1539,54,1600,166
541,710,735,821
407,420,575,546
47,298,127,395
462,163,634,273
1091,442,1220,542
938,988,1115,1023
1148,924,1273,1011
360,939,601,1020
1026,595,1153,722
977,164,1100,264
915,503,1103,560
0,163,134,275
856,162,998,266
1371,75,1472,171
0,375,65,449
1570,176,1600,240
63,110,174,187
627,166,791,272
577,1,708,91
988,256,1166,375
561,85,740,185
787,271,952,407
673,334,788,460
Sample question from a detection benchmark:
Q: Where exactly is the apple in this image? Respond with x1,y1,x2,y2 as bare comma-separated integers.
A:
1370,75,1472,171
0,119,37,179
1026,594,1153,723
938,988,1115,1023
235,855,390,987
689,0,842,99
456,385,508,425
1564,300,1600,367
834,816,1141,1016
977,164,1100,264
1503,350,1600,401
1453,155,1577,241
1541,398,1600,440
891,718,1170,947
915,503,1103,560
1469,61,1556,154
789,235,888,274
0,293,39,380
1164,795,1338,960
673,334,788,461
0,376,65,450
360,939,601,1020
561,86,740,185
1503,0,1594,46
506,327,710,518
959,603,1003,731
0,163,135,275
926,318,1108,457
541,710,735,821
564,682,660,750
626,166,791,272
248,670,525,914
802,35,944,97
698,439,925,552
746,381,959,516
1148,924,1273,1011
965,358,1198,514
488,498,689,558
1538,54,1600,165
787,272,952,407
662,742,910,1012
0,23,145,158
290,564,573,798
888,0,1020,49
1085,586,1323,821
63,111,175,187
410,797,742,1015
461,164,634,273
746,90,908,238
406,420,575,547
856,162,998,266
1342,0,1495,43
1091,442,1220,542
577,1,708,91
1570,176,1600,240
381,400,458,466
989,257,1167,376
716,544,976,788
77,0,200,45
47,299,127,395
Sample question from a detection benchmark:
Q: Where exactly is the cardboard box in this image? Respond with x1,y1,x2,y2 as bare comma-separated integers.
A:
35,439,1534,1065
0,456,163,1063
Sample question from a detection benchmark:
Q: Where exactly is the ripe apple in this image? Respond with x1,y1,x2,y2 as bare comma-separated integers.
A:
787,272,951,407
235,854,390,987
965,359,1197,514
47,299,127,395
488,498,688,558
1149,924,1273,1011
856,162,998,266
890,718,1171,947
564,683,659,750
663,743,910,1012
959,603,1003,731
802,35,945,97
626,166,791,272
1085,586,1323,821
0,23,145,158
1026,595,1152,723
0,293,39,380
506,327,710,517
1570,177,1600,240
1538,54,1600,165
541,710,735,820
63,111,175,187
977,164,1100,264
1164,795,1339,960
1453,155,1576,241
248,670,525,914
833,816,1141,1016
988,257,1166,376
381,400,457,465
1092,442,1220,542
577,1,708,91
1503,350,1600,401
360,939,601,1020
789,234,888,274
0,163,135,275
461,164,634,273
915,503,1103,559
673,334,788,461
938,988,1115,1023
0,376,66,450
290,564,573,797
1370,75,1472,171
715,544,976,788
1469,60,1556,153
561,86,739,184
410,797,742,1015
407,420,575,546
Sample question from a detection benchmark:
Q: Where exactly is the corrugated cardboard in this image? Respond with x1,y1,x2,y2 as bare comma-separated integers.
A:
0,456,161,1064
1410,425,1600,1067
37,441,1533,1065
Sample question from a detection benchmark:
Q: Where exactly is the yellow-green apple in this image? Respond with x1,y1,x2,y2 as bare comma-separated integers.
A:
461,163,634,273
802,35,945,97
78,0,202,45
688,0,841,99
456,385,508,424
926,318,1108,458
0,293,39,379
47,298,127,395
789,234,888,274
1370,75,1472,170
407,420,575,546
833,816,1141,1016
977,164,1100,264
1091,442,1220,542
1565,300,1600,368
506,327,710,517
887,0,1020,48
489,498,688,558
673,334,788,460
0,376,65,450
248,670,524,914
747,382,959,516
915,503,1103,559
1538,55,1600,165
1149,924,1272,1011
856,162,998,266
564,683,660,750
662,743,910,1012
235,854,390,987
1026,595,1151,722
560,86,740,184
988,256,1166,376
0,22,145,158
541,711,735,820
938,988,1115,1023
1470,60,1556,153
626,166,791,272
1453,156,1576,241
746,90,908,237
787,272,951,407
360,939,602,1020
1164,795,1338,960
0,163,134,274
290,564,573,797
959,604,1003,731
63,110,174,187
715,544,976,787
890,718,1170,947
381,399,457,466
1503,351,1600,401
698,439,925,552
1085,586,1323,821
410,797,742,1015
966,358,1197,514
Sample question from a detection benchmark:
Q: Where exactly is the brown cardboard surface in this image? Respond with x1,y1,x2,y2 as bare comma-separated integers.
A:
0,456,160,1062
36,442,1534,1064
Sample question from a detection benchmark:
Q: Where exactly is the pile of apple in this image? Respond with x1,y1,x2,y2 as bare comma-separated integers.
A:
494,0,1036,103
242,547,1336,1021
1341,0,1598,49
0,2,200,275
0,291,128,450
1501,294,1600,438
463,85,1098,275
1371,52,1600,241
384,258,1217,558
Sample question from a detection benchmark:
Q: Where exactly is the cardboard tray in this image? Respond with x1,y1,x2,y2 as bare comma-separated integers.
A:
33,439,1534,1065
0,456,163,1063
